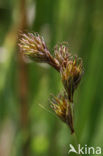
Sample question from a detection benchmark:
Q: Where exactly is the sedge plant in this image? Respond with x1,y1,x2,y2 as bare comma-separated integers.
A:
18,32,84,135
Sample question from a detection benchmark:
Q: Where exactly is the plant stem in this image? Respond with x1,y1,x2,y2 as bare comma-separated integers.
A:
18,0,30,155
72,132,83,156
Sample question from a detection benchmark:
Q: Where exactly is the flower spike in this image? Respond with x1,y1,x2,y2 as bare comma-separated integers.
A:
18,31,84,134
18,32,60,71
50,92,74,134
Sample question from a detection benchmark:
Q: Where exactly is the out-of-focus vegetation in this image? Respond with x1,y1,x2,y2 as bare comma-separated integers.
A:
0,0,103,156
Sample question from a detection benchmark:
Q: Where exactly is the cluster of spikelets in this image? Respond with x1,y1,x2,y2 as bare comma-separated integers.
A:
18,32,83,134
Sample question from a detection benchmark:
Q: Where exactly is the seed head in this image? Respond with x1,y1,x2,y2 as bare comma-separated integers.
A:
60,55,83,102
18,32,60,71
54,42,71,65
18,32,84,134
50,92,74,134
54,43,83,102
18,32,51,62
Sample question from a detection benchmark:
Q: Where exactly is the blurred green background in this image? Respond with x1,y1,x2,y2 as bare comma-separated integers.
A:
0,0,103,156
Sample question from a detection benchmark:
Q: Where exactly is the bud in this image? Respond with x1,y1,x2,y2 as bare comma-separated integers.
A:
50,92,74,134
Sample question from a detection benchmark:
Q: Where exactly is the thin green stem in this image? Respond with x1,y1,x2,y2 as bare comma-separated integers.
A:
72,132,83,156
